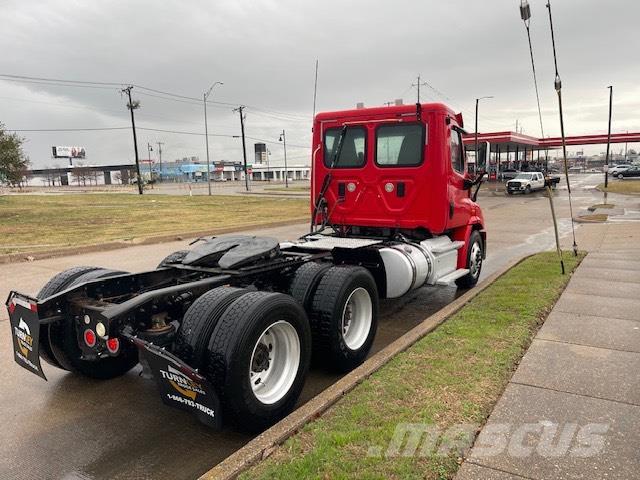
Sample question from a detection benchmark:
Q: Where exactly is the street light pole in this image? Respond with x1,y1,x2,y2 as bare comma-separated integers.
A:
475,96,493,175
147,143,153,183
156,141,164,182
604,85,613,190
279,130,288,188
203,81,223,195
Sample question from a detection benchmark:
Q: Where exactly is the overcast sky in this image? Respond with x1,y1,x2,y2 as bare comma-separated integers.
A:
2,0,639,169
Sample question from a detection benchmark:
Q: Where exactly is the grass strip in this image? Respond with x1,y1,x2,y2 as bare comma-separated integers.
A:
597,181,640,195
242,251,583,480
0,194,307,254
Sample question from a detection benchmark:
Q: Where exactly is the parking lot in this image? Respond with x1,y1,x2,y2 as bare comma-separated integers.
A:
1,174,638,479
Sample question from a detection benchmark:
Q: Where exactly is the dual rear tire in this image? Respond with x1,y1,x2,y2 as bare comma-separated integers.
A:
176,287,311,431
173,264,379,430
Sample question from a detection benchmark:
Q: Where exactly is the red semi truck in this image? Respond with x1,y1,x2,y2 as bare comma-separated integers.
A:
7,102,486,431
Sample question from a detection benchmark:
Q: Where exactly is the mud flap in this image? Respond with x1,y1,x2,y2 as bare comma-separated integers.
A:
6,292,46,380
125,333,221,429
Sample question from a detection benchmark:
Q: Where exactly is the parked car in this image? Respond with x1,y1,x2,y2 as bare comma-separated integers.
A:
609,165,631,176
500,169,519,181
616,166,640,178
506,172,546,194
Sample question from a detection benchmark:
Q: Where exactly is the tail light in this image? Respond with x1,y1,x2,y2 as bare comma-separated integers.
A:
106,337,120,354
84,329,97,348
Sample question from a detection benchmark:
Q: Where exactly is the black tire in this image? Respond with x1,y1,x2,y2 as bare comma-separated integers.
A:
289,262,331,309
174,286,249,369
205,291,311,432
309,266,379,372
48,268,139,379
507,190,513,195
158,250,189,268
37,266,103,369
455,230,484,289
525,185,531,194
618,174,624,179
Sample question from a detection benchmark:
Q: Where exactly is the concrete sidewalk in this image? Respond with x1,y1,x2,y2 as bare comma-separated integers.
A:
458,225,640,479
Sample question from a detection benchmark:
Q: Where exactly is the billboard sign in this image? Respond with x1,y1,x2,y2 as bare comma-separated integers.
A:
52,146,86,159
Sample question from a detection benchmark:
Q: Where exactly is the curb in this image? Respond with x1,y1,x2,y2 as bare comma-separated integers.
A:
0,218,309,265
199,254,531,480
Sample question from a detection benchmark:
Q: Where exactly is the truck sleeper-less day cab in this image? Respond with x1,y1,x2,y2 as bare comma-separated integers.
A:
7,103,486,431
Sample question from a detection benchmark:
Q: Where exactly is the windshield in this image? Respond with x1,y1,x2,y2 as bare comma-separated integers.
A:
514,173,533,180
324,127,366,168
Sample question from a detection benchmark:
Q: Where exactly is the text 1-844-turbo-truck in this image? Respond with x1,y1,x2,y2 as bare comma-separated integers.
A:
7,102,486,431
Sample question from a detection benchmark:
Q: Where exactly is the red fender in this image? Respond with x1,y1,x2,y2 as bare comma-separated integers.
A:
452,217,486,269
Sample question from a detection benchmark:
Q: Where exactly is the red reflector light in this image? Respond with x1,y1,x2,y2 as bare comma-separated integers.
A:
84,329,96,347
106,337,120,354
8,303,15,315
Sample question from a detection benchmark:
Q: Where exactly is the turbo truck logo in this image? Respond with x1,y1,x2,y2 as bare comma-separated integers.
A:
14,318,34,357
159,364,206,400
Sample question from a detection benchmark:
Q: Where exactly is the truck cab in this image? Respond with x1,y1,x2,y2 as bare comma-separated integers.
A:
311,102,485,272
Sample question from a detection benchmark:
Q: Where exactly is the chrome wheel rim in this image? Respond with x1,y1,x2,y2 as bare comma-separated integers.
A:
249,320,300,405
469,242,482,278
341,287,372,350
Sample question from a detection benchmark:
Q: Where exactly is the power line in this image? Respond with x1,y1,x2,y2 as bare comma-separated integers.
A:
8,127,129,132
0,74,124,86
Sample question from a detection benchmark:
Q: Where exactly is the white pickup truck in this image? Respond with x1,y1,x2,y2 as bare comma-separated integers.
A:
506,172,547,194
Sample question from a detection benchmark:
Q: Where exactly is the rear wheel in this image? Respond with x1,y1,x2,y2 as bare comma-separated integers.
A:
174,286,249,369
309,266,379,372
618,174,624,179
48,268,139,379
455,230,484,289
289,262,330,309
205,291,311,431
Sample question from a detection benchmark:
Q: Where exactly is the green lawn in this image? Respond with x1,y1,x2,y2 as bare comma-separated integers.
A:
242,251,583,480
0,194,307,254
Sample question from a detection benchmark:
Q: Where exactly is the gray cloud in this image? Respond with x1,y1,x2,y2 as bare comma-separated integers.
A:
2,0,638,168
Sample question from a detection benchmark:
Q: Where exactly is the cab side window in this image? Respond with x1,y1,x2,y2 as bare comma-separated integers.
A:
450,127,464,173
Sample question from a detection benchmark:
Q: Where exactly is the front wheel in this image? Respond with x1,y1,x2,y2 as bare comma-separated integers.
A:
455,230,484,289
525,185,531,194
618,174,624,179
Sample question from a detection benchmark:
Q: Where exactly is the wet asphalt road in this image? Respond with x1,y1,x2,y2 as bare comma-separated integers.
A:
1,174,632,480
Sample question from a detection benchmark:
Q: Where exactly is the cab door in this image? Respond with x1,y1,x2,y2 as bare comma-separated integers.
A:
447,125,473,229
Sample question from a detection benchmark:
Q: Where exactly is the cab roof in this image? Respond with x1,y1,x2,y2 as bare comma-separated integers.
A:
314,102,458,123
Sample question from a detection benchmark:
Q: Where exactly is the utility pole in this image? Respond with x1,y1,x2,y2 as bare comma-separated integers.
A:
156,141,164,182
547,0,578,256
411,74,427,103
279,130,288,188
203,81,223,196
234,106,250,192
604,85,613,189
122,86,143,194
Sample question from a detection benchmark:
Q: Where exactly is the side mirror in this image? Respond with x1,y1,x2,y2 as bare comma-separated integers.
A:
463,178,474,190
